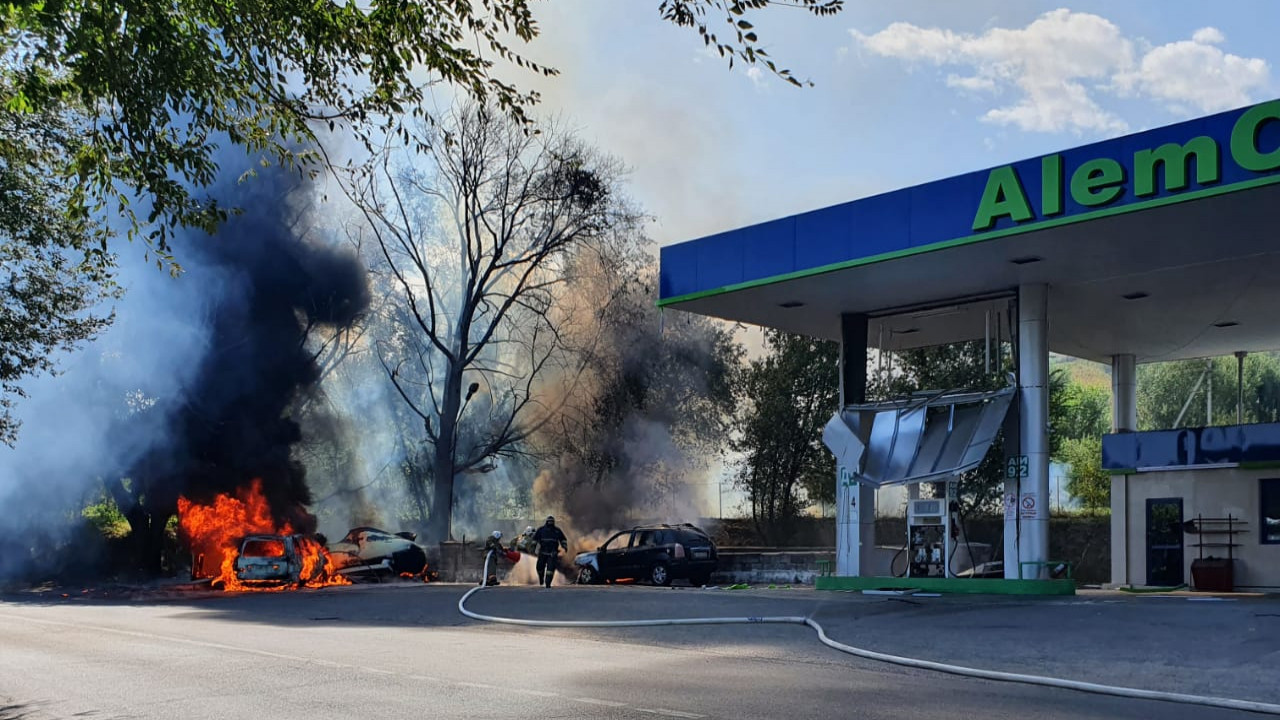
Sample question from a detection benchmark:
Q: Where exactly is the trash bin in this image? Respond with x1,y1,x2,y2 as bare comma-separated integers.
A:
1191,557,1234,592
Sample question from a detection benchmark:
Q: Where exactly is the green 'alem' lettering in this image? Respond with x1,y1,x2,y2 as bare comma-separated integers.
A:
972,166,1033,231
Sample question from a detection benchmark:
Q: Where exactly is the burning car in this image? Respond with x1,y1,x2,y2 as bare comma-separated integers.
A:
230,533,334,588
326,527,430,578
574,523,718,586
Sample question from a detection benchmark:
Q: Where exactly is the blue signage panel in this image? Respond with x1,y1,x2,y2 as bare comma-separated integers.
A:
1102,423,1280,471
660,99,1280,304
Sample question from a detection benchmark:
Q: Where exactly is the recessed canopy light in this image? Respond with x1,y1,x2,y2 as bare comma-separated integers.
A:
1122,291,1149,300
1214,321,1240,328
896,327,921,335
778,301,805,309
1010,256,1043,265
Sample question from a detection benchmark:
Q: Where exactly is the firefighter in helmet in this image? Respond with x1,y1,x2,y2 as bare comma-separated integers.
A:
482,530,505,586
532,516,568,588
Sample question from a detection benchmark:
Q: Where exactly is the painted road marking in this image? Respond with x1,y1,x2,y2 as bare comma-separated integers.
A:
635,708,706,719
572,697,628,707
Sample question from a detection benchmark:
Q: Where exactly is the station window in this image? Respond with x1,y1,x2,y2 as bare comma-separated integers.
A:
1263,479,1280,544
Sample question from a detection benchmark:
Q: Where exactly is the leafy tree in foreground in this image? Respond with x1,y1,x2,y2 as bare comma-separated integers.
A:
0,74,115,444
0,0,845,444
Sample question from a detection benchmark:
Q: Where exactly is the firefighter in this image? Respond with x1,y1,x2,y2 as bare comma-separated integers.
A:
532,516,568,588
482,530,505,586
516,525,537,555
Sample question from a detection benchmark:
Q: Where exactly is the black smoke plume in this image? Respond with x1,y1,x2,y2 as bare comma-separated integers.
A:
133,167,370,532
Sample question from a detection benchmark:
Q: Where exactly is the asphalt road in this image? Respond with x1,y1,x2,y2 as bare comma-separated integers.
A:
0,583,1271,720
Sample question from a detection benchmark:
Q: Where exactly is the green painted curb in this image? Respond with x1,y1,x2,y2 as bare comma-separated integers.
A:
815,575,1076,596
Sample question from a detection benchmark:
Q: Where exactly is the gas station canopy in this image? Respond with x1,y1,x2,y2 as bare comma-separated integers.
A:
659,100,1280,364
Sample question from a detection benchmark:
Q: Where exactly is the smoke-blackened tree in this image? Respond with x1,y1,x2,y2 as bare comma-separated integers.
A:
733,331,838,544
532,237,741,530
342,105,643,542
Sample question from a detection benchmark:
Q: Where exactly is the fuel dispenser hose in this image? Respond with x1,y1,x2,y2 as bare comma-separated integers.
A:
458,556,1280,716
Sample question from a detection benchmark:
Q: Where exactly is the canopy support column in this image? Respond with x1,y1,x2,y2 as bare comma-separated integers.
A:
837,313,875,576
1008,284,1050,579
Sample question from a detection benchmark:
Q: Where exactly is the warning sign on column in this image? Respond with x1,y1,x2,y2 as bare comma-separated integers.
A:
1020,492,1039,519
1004,492,1017,521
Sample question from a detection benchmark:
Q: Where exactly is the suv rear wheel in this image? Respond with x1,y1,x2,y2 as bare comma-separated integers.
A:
649,561,672,586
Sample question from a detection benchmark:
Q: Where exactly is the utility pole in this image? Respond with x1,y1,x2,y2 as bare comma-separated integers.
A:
1236,351,1248,424
1206,358,1213,426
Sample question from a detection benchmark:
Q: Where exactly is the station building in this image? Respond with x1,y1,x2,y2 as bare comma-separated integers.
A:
659,99,1280,592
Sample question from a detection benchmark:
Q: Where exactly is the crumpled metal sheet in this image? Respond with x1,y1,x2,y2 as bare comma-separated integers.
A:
823,386,1016,488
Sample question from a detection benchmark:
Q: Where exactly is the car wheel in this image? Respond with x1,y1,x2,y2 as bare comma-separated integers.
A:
689,572,711,587
577,566,599,585
390,545,428,575
649,562,672,586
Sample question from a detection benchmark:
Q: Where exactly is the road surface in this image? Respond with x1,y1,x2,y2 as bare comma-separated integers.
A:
0,584,1267,719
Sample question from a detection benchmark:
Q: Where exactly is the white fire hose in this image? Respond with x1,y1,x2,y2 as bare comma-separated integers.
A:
460,555,1280,716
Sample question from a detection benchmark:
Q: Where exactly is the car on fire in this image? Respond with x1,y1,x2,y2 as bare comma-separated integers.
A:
325,527,429,578
574,523,718,586
232,533,332,587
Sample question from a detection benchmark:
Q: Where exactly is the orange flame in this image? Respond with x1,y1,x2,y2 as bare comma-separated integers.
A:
177,479,349,591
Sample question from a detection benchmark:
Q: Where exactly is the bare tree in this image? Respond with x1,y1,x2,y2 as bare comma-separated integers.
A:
339,104,641,542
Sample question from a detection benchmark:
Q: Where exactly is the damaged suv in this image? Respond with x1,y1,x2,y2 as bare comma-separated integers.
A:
232,534,332,587
574,524,718,586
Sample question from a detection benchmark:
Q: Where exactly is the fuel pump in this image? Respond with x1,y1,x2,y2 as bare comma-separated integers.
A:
905,481,960,577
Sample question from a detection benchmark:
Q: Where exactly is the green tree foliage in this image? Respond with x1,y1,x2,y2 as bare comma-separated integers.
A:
1048,365,1113,510
1138,354,1280,430
1,0,844,445
733,331,837,542
1058,436,1109,510
659,0,843,86
1048,366,1110,456
0,73,116,444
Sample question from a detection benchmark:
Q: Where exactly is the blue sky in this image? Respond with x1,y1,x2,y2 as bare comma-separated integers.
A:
491,2,1280,248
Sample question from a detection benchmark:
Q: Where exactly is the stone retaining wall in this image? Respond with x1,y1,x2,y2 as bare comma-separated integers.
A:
711,550,835,585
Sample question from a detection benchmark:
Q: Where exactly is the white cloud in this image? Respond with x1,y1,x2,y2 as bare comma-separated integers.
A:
851,11,1271,135
1115,29,1269,114
1192,27,1225,45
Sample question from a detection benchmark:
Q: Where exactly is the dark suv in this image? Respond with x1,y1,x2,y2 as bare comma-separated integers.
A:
572,523,718,586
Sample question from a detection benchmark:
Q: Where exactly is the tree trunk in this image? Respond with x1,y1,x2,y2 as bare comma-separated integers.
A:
427,369,464,544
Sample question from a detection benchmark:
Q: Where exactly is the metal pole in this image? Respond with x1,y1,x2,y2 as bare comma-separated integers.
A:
1173,362,1210,429
1236,351,1247,424
1206,358,1213,426
985,310,992,375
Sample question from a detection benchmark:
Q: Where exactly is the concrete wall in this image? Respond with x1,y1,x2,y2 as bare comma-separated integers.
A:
713,551,835,585
1113,468,1280,590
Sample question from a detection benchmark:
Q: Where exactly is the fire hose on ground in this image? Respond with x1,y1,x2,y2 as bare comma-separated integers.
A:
459,554,1280,716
